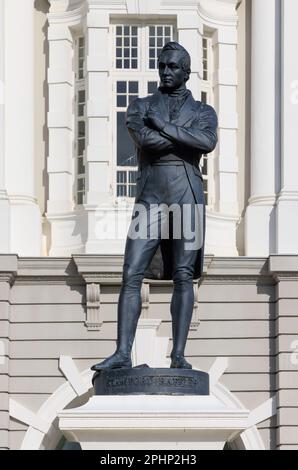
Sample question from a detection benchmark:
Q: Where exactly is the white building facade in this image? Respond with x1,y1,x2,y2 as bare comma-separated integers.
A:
1,0,298,259
1,0,298,451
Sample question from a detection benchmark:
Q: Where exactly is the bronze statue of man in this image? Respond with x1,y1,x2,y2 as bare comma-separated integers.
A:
92,42,218,371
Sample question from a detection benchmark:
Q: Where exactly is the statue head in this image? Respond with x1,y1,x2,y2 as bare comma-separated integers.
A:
158,41,191,90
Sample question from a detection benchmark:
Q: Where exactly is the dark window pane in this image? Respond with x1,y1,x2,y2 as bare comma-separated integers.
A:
124,37,129,46
131,59,137,69
77,192,83,205
124,26,129,35
116,48,122,58
149,48,155,58
116,26,122,35
78,90,85,103
78,157,85,175
202,157,208,175
116,37,122,46
131,26,138,36
149,26,155,36
157,26,163,36
157,37,163,47
78,178,85,191
131,48,137,58
117,112,136,166
165,27,171,36
203,179,207,193
78,139,85,156
165,36,171,44
131,37,137,47
129,81,138,93
117,185,127,197
149,59,155,69
117,171,127,183
201,91,207,104
79,37,84,47
124,59,130,68
203,70,208,80
149,37,155,47
78,121,85,137
78,104,84,116
117,81,127,93
128,185,136,198
116,59,122,69
129,171,137,183
124,48,129,58
148,81,158,94
117,95,127,107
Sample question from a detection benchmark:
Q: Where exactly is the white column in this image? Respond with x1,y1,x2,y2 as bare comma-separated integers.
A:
213,27,239,216
177,12,202,100
0,0,10,253
276,0,298,253
47,23,74,215
4,0,42,255
245,0,279,256
85,10,113,253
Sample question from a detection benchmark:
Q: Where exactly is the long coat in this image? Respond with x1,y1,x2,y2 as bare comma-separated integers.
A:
125,88,218,280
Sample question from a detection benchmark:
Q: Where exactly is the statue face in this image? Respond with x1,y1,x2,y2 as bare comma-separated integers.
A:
158,50,187,90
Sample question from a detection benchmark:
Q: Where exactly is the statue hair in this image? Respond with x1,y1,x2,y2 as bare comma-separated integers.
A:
158,41,191,79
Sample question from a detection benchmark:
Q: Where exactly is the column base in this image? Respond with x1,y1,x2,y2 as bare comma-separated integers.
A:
245,203,276,256
10,200,42,256
276,197,298,253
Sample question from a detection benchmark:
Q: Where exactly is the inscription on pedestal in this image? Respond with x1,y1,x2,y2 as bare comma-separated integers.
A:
93,368,209,396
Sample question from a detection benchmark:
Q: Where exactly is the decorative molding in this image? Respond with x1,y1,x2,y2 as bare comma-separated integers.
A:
0,255,18,285
19,367,265,450
208,357,229,387
85,282,102,330
126,0,161,15
9,400,49,434
59,356,89,395
198,0,238,27
248,396,277,428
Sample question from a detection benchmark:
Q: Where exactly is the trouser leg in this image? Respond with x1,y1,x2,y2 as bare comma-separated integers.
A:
170,267,194,359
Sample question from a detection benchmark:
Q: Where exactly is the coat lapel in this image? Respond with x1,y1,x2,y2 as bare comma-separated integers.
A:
148,89,199,127
171,93,198,127
148,89,169,122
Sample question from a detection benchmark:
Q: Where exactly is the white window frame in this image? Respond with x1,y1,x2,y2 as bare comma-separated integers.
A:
200,34,215,210
111,19,176,202
74,35,86,206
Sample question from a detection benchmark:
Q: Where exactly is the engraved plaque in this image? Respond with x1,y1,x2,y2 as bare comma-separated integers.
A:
92,367,209,396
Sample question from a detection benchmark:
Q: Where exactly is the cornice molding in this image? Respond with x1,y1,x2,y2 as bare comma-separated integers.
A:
198,0,238,28
48,1,87,24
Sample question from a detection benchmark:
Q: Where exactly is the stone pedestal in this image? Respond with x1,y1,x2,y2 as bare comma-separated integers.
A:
58,394,249,450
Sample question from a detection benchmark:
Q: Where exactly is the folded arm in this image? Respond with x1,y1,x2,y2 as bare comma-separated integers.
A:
126,99,175,153
160,104,218,154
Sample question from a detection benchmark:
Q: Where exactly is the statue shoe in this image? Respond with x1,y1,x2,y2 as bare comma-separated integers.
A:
170,354,192,369
91,352,132,371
